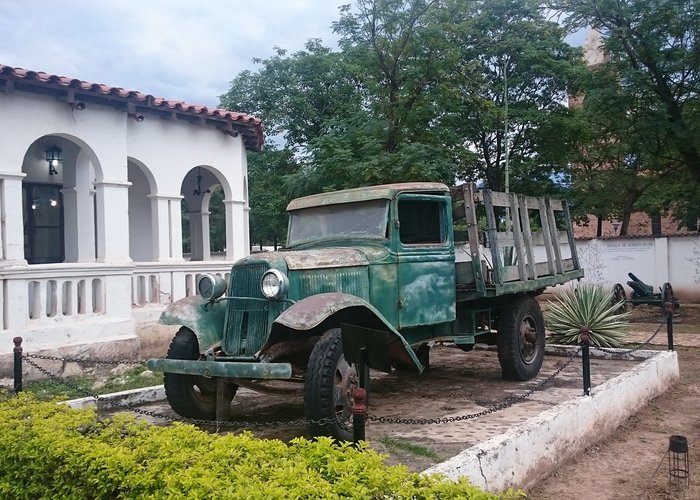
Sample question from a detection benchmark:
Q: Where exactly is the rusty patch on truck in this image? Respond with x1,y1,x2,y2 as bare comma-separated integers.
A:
283,248,368,270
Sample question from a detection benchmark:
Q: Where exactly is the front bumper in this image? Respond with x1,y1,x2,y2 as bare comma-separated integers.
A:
147,359,293,379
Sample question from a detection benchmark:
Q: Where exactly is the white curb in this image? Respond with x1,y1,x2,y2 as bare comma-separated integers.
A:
64,385,165,410
424,349,679,492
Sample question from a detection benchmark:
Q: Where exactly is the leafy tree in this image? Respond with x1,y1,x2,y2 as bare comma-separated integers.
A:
220,39,360,153
247,148,299,249
439,0,586,194
291,0,461,193
550,0,700,214
219,0,591,234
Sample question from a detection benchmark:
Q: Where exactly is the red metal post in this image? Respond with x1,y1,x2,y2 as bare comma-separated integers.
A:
352,387,367,444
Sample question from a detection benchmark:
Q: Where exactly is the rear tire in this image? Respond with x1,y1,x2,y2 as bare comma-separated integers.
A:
497,296,545,381
164,327,236,420
304,329,361,441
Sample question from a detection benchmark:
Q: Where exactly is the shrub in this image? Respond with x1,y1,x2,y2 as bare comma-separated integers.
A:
546,284,630,347
0,394,522,499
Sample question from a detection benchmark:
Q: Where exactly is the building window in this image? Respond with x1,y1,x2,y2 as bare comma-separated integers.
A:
23,183,65,264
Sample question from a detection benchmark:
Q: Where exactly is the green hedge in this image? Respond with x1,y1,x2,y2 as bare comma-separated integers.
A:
0,395,522,499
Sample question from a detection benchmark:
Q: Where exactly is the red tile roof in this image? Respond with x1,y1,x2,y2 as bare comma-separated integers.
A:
0,64,263,151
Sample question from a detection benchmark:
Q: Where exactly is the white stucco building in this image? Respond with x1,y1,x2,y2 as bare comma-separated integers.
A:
0,64,262,364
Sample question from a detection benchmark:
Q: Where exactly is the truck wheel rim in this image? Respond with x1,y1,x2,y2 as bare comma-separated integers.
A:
192,376,216,403
519,316,538,364
333,354,356,429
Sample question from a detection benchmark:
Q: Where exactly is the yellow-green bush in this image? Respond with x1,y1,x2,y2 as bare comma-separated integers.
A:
0,394,523,499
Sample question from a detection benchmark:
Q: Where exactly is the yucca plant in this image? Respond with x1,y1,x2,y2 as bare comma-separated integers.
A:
546,283,630,347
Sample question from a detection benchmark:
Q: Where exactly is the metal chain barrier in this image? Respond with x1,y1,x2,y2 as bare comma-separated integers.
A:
367,346,581,425
22,354,340,430
19,336,626,430
24,353,147,366
590,313,669,357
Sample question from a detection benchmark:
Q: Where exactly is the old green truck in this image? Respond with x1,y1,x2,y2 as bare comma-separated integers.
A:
148,182,583,440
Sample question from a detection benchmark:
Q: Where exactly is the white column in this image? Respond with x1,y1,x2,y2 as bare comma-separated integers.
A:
94,180,132,262
0,172,27,263
149,194,184,261
169,197,184,260
76,164,96,262
62,187,78,261
243,206,251,253
201,210,211,260
654,237,669,284
189,210,204,261
224,199,248,261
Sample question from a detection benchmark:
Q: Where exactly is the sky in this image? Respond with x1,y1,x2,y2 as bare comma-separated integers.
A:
0,0,349,108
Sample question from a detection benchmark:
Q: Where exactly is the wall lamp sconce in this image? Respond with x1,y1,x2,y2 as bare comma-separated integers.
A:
193,167,211,196
45,145,62,176
126,103,145,122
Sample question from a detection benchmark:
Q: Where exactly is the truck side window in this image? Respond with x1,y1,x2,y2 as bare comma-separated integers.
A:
398,199,445,244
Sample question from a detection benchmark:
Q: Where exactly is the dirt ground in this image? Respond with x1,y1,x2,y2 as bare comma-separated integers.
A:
529,304,700,500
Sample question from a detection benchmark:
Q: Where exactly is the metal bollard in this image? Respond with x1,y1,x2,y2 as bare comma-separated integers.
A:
665,302,674,351
352,387,367,444
13,337,23,393
580,328,591,396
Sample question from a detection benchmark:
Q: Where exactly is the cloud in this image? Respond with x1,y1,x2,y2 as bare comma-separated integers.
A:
0,0,346,106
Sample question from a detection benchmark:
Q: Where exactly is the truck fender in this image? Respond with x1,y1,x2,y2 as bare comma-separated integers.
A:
159,296,227,353
268,292,423,373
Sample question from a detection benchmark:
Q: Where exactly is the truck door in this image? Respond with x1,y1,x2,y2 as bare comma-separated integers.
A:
395,194,456,329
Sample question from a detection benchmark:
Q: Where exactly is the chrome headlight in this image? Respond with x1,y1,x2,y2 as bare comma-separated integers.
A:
197,274,228,300
260,269,289,300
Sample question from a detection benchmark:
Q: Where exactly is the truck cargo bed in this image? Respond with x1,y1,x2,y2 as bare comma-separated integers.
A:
451,183,584,301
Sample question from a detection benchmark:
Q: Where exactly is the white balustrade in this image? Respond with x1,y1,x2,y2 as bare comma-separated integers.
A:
0,260,233,331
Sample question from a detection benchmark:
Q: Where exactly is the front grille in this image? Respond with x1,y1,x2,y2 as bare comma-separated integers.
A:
295,267,369,298
223,262,271,358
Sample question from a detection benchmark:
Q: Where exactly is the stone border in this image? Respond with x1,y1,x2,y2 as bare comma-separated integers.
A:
424,349,679,492
64,385,165,411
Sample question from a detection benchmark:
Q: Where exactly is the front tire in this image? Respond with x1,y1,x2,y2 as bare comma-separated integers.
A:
497,296,545,381
304,328,360,441
164,327,236,420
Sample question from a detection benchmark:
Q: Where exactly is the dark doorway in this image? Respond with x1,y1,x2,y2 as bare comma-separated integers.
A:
23,183,64,264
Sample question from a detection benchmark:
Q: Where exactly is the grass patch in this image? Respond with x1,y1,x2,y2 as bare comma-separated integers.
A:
17,364,162,402
379,436,440,460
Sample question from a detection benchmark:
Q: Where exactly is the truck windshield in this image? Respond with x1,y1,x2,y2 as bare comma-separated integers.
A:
288,199,389,246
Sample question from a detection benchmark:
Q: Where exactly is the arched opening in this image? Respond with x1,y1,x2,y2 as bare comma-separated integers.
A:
180,166,231,261
21,135,99,264
127,158,157,262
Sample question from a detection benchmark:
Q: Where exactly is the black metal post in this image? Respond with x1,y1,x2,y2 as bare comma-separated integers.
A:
665,302,674,351
580,328,591,396
353,347,368,444
358,347,367,390
13,337,23,393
